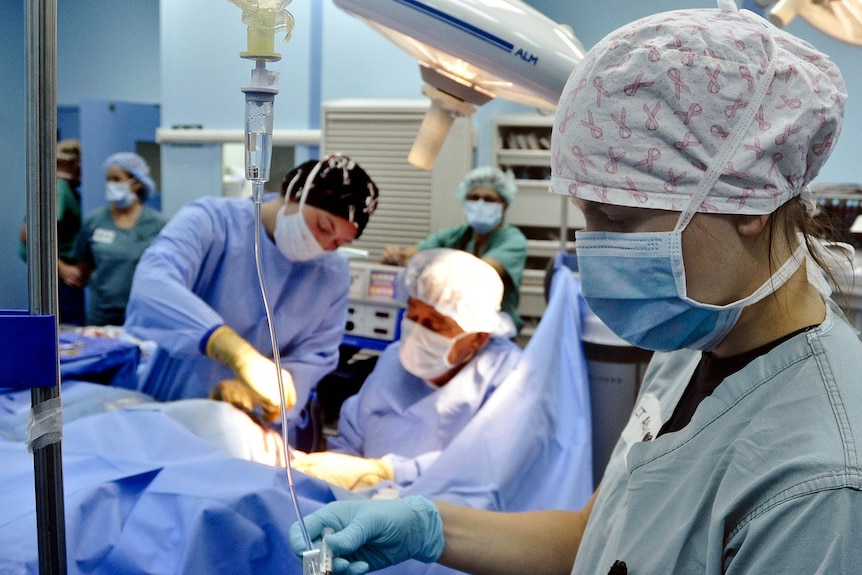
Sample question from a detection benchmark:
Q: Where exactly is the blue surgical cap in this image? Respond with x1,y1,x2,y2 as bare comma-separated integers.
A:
104,152,156,200
456,166,517,205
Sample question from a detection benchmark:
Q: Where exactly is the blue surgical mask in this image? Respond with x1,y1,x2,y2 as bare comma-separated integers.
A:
576,230,806,351
464,200,503,234
105,181,137,208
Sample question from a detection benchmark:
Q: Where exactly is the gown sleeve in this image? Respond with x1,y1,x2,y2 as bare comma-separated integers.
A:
124,201,225,357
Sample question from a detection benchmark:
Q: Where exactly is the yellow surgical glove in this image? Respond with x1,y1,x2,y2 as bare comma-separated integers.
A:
209,378,280,422
292,451,394,490
205,325,297,420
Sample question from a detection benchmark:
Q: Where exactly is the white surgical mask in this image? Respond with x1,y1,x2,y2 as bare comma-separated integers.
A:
274,208,326,262
398,317,468,382
274,159,327,262
464,200,503,234
105,181,137,208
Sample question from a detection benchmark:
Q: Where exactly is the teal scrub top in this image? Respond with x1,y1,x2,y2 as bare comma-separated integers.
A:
76,205,166,326
574,302,862,574
417,224,527,333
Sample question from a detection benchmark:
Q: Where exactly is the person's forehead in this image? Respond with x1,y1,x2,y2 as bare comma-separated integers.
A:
407,297,439,316
407,298,456,325
106,165,131,179
467,186,501,198
308,205,358,238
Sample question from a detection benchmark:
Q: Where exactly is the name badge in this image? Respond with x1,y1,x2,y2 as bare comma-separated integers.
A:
92,228,116,244
621,392,662,447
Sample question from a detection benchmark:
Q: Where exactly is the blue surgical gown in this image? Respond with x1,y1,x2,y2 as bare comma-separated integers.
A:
573,301,862,574
328,335,522,485
125,196,350,418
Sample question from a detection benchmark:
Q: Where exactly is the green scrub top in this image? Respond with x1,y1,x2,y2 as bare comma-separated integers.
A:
76,205,166,326
18,177,81,262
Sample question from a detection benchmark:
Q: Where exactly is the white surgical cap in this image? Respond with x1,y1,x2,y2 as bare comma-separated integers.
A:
104,152,156,199
404,248,513,336
550,0,846,216
456,166,518,205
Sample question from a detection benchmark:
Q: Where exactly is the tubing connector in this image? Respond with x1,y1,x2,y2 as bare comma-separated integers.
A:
229,0,295,61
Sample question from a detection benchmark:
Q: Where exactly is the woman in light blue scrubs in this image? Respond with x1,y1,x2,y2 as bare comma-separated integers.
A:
287,4,862,574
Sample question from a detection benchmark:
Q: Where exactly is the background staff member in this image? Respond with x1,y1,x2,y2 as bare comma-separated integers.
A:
18,139,86,325
75,152,166,326
381,167,527,333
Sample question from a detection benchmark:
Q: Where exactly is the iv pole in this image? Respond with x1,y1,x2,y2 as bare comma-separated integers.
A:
24,0,68,573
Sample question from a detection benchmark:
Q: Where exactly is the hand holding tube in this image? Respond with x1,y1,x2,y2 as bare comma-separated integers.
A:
205,325,297,420
289,496,444,574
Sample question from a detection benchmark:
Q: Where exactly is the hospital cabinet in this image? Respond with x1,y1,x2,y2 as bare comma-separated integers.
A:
811,183,862,249
493,113,583,333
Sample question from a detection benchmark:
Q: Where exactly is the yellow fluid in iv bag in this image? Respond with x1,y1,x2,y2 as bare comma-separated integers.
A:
241,7,282,61
244,25,279,60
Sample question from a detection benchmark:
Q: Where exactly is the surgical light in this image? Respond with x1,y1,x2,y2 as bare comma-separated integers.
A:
333,0,586,170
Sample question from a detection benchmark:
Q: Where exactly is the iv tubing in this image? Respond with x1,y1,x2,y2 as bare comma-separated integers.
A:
252,195,314,552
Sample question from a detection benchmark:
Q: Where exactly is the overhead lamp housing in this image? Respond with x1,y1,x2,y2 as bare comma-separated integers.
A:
334,0,586,169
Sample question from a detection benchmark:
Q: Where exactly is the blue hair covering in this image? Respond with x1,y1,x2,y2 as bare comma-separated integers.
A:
455,166,517,205
104,152,156,200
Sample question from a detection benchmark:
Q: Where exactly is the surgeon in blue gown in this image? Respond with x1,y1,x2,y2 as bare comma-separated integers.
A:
292,248,522,491
125,155,379,421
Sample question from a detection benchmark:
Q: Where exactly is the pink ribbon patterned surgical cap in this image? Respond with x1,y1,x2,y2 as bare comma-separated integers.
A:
550,0,846,216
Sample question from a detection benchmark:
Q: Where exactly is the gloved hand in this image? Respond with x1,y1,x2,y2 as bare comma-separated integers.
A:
289,496,444,575
292,451,394,490
208,379,280,422
205,325,297,420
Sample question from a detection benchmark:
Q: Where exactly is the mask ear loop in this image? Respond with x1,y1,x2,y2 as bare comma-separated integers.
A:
296,158,326,210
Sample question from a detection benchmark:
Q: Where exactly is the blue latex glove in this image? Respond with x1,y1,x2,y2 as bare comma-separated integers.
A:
289,496,444,574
